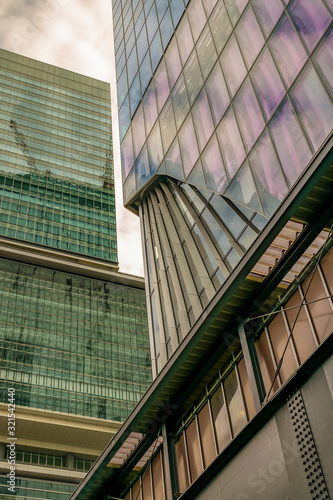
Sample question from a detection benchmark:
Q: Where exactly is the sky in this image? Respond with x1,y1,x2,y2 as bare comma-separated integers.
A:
0,0,144,276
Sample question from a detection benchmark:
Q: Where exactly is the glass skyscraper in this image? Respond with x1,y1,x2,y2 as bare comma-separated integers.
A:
69,1,332,499
0,48,117,263
112,0,333,375
0,49,151,500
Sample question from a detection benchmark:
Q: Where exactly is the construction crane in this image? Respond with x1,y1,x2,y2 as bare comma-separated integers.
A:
9,119,37,169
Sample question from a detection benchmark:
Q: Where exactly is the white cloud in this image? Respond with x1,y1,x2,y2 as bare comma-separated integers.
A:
0,0,144,276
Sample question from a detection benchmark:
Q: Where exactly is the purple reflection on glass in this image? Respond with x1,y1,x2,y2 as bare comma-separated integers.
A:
178,115,199,176
192,89,214,151
132,104,145,159
216,107,246,179
154,59,170,112
202,135,227,192
160,98,176,154
270,98,312,186
148,122,163,174
220,34,247,96
176,13,194,64
251,47,286,119
249,131,288,216
251,0,283,37
291,65,333,151
234,78,265,150
206,62,230,125
121,127,134,179
288,0,331,52
165,138,185,180
314,29,333,98
236,5,265,68
187,0,206,41
165,37,182,89
135,145,150,190
270,14,308,86
143,81,158,135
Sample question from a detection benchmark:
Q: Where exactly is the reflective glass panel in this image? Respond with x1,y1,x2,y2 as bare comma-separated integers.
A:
159,97,176,153
187,0,206,41
269,14,308,86
196,25,218,80
121,127,134,178
165,138,185,180
135,145,150,189
249,131,288,217
236,5,265,68
216,107,246,179
143,81,158,135
206,62,230,125
314,28,333,98
172,74,190,130
209,1,232,54
160,8,174,50
132,105,146,158
148,121,163,174
234,78,265,151
224,161,262,213
288,0,331,52
165,37,182,89
269,98,312,186
178,114,200,176
210,385,231,452
184,50,204,105
154,59,169,111
220,34,247,96
291,64,333,151
225,0,248,26
252,0,283,36
192,89,214,152
177,13,194,65
251,47,286,120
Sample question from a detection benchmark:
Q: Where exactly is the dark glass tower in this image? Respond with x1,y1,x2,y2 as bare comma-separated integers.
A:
0,49,151,500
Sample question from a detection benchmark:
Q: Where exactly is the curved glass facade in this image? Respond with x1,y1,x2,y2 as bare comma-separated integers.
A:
113,0,333,214
0,49,117,262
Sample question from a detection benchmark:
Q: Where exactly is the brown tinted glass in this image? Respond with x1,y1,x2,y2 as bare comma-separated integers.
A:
197,403,216,468
255,331,279,394
285,289,317,363
267,313,297,383
142,466,153,500
210,385,231,452
185,418,203,482
237,358,256,420
152,452,165,500
224,368,247,436
174,434,190,493
302,270,333,343
133,479,142,500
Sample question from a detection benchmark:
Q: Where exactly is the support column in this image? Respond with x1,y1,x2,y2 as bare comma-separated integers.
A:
161,424,178,500
238,323,266,412
66,452,75,470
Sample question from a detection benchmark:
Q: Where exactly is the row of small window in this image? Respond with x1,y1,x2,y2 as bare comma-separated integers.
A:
0,228,116,260
0,200,116,226
0,260,141,293
0,191,115,214
0,476,75,500
0,72,112,114
0,367,149,402
0,385,142,420
0,175,115,201
0,343,150,372
0,66,110,104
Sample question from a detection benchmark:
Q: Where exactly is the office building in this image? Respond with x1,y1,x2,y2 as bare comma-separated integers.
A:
0,49,151,499
71,0,333,499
